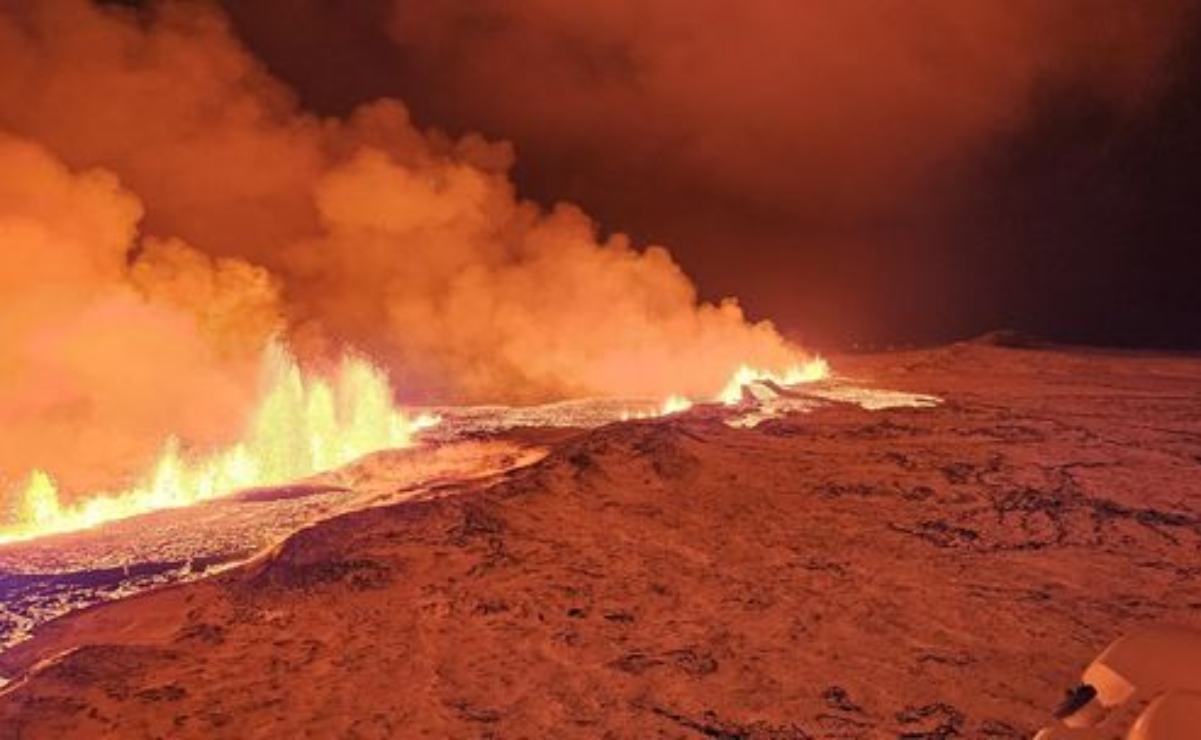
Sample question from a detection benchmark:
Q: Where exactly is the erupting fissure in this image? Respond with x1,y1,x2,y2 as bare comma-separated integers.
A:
0,351,828,545
0,344,439,545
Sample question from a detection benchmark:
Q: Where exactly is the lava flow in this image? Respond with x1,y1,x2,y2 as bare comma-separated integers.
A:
0,344,439,545
0,352,829,546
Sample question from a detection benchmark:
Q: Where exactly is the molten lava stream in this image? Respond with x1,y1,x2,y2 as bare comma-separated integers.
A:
0,344,439,545
0,351,828,545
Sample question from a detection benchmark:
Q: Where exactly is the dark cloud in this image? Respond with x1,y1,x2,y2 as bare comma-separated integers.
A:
944,24,1201,348
221,0,1201,347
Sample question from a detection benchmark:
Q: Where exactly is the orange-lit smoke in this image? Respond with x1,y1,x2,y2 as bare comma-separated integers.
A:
0,132,281,507
0,1,812,509
1,343,437,544
0,2,808,398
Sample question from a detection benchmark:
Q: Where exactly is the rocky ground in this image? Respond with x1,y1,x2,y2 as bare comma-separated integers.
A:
0,440,544,652
1,342,1199,738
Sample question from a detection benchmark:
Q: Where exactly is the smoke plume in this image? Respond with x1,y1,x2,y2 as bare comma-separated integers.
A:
0,0,804,497
5,0,1191,502
222,0,1196,343
0,132,280,498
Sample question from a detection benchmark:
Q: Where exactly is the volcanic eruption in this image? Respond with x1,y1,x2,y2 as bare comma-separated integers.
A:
2,1,1200,738
0,0,825,539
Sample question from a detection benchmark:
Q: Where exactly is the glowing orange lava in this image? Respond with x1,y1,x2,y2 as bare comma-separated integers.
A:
0,350,828,545
0,344,438,545
621,357,829,420
716,359,830,405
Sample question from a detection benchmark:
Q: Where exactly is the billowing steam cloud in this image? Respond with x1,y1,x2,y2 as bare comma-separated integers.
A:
4,0,1191,505
0,1,803,499
0,132,280,496
363,0,1193,340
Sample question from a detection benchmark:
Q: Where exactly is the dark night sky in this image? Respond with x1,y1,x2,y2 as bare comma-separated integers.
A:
217,0,1201,350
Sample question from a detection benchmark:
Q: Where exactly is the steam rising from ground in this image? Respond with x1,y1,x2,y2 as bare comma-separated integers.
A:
0,1,807,508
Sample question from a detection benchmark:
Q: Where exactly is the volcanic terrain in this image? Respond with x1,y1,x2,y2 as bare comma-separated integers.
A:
2,342,1200,738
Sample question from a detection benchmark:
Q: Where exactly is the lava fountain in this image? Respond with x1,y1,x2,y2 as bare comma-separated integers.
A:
0,343,439,545
0,346,829,545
